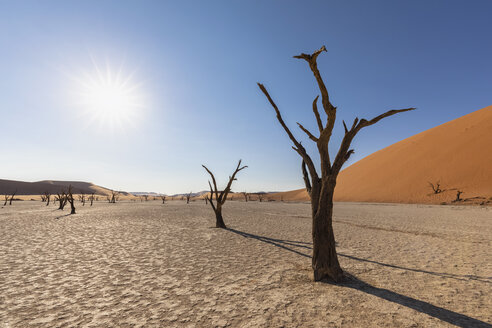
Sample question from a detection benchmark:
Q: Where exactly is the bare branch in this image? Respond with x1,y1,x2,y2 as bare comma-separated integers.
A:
202,164,219,201
312,96,323,132
297,122,318,142
302,160,312,195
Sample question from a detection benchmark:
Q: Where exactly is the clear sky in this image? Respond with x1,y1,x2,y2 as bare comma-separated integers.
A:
1,0,491,194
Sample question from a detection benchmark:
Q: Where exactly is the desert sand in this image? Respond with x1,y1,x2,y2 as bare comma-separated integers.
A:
274,105,492,205
1,201,490,327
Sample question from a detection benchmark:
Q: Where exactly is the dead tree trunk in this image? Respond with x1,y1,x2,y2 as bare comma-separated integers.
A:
242,192,248,202
67,185,76,214
89,193,95,206
202,160,247,229
258,45,415,282
161,195,166,204
186,192,192,204
3,194,8,206
257,193,264,202
428,181,444,194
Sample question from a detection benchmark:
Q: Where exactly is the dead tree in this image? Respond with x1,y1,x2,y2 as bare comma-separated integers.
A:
161,195,166,204
44,191,51,206
455,190,464,202
143,194,149,202
66,185,76,214
79,192,86,206
56,191,67,210
106,195,112,203
8,190,16,205
202,160,247,228
186,192,192,204
204,196,208,205
89,193,95,206
110,190,118,203
257,193,264,202
258,45,414,282
242,192,248,202
3,194,9,206
428,181,443,194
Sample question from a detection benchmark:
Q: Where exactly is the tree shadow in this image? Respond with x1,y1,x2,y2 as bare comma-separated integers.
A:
55,213,72,219
227,228,492,328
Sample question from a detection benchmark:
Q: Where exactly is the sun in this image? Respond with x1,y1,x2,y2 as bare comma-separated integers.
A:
71,62,144,130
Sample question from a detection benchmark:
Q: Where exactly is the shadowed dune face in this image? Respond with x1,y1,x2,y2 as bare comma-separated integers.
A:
0,202,490,327
275,106,492,204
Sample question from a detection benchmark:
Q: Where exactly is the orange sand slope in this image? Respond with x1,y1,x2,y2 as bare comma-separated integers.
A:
276,105,492,204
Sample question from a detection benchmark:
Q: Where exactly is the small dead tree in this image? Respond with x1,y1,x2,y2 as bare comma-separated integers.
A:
109,190,118,203
143,194,149,202
202,160,247,228
161,195,166,204
66,185,76,214
428,181,444,194
257,193,264,202
106,195,112,203
242,192,248,202
79,192,86,206
455,190,464,202
258,45,414,281
186,192,192,204
3,194,9,206
56,191,67,210
8,190,16,205
44,191,51,206
89,193,95,206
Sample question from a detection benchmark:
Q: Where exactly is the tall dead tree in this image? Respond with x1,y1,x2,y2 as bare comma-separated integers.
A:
258,46,415,282
161,195,166,204
202,160,247,228
67,185,76,214
186,192,192,204
242,192,248,202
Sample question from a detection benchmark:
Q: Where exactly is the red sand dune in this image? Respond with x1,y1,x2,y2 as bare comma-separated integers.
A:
275,105,492,204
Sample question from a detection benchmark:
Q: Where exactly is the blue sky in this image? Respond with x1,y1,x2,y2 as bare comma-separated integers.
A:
0,0,491,194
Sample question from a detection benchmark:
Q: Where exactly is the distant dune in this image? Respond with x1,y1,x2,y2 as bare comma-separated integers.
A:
0,179,116,196
274,105,492,204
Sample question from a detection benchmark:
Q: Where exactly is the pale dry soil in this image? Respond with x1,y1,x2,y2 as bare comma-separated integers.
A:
0,201,491,327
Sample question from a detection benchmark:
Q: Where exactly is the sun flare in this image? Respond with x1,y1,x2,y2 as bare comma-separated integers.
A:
71,62,145,130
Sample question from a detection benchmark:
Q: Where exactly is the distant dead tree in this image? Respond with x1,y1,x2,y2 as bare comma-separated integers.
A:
428,181,444,194
8,190,16,205
43,191,51,206
109,190,118,203
258,45,415,281
257,193,264,202
78,191,86,206
242,192,248,202
89,193,95,206
106,195,112,203
455,190,464,202
66,185,76,214
143,194,149,202
202,160,247,228
160,195,166,204
56,190,67,210
186,192,192,204
204,196,208,205
3,194,9,206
